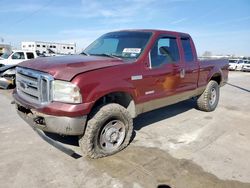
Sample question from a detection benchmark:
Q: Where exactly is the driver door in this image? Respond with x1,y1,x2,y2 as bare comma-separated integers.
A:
8,52,26,65
139,35,183,112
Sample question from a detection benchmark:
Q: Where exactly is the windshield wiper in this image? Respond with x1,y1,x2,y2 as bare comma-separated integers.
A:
90,53,122,60
80,51,90,56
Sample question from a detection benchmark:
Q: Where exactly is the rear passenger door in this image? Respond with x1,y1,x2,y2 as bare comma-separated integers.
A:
26,52,35,59
179,37,199,91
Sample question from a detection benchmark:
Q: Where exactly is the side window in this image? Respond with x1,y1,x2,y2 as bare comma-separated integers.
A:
181,38,194,62
150,37,180,68
12,52,25,60
26,52,35,59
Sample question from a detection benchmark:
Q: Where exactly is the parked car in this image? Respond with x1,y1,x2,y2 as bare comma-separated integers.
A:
0,50,38,66
242,60,250,72
0,50,36,89
0,65,16,89
228,59,244,70
13,29,229,158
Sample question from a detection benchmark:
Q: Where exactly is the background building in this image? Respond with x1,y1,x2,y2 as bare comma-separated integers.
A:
21,41,76,55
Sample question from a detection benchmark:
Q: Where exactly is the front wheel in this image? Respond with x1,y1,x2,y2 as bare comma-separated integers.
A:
79,103,133,159
197,80,220,112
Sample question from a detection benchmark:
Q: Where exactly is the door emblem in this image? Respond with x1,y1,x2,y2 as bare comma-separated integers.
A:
145,90,155,95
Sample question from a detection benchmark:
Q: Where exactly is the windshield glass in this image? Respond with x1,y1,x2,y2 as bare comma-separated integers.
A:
229,60,237,63
0,52,11,59
84,31,152,59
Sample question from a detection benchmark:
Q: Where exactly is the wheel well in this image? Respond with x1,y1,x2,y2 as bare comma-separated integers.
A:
91,92,137,118
210,74,221,85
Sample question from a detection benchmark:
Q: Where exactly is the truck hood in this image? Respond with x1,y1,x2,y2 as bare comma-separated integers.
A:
18,55,125,81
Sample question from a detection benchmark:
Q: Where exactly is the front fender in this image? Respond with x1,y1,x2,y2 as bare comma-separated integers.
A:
85,79,137,103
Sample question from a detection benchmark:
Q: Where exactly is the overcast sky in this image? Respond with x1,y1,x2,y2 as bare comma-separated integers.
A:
0,0,250,56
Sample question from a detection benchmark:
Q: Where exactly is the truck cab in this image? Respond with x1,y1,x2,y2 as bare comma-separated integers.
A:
0,50,38,66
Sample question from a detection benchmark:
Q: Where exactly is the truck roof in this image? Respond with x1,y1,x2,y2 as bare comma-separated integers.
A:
12,49,36,53
110,29,190,37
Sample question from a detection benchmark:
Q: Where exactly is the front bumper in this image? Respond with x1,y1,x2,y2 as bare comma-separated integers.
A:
13,90,94,117
16,103,87,136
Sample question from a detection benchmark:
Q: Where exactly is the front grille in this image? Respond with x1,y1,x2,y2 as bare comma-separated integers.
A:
16,67,54,105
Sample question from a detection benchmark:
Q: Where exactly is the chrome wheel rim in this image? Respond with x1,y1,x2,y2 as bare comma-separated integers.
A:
99,120,126,151
209,88,217,106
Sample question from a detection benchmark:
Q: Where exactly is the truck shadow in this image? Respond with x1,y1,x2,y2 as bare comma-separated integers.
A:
227,83,250,93
44,132,79,146
133,99,196,131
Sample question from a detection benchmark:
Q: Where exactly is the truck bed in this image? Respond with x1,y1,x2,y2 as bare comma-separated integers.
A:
198,58,229,87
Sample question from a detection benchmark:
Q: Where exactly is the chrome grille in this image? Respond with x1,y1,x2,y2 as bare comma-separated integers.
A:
16,67,54,105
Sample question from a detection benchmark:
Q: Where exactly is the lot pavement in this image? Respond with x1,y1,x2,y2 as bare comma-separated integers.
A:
0,71,250,188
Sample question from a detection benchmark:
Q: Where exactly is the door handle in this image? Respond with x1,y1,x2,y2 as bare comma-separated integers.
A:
180,68,185,78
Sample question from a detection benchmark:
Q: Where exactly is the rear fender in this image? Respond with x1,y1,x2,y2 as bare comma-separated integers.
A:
207,66,222,85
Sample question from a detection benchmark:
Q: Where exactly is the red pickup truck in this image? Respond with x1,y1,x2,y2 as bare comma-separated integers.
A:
13,30,228,158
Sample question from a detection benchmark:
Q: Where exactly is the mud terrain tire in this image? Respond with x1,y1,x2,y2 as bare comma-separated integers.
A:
79,103,133,159
197,80,220,112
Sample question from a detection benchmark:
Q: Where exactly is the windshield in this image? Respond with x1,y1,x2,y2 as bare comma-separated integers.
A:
83,31,152,59
0,53,11,59
229,60,238,63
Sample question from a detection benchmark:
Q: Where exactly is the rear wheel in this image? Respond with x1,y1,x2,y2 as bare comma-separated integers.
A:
197,80,220,112
79,103,133,159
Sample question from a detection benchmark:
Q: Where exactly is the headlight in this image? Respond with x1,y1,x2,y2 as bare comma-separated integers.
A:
52,80,82,103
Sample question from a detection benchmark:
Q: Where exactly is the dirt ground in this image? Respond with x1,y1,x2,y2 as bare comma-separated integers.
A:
0,71,250,188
